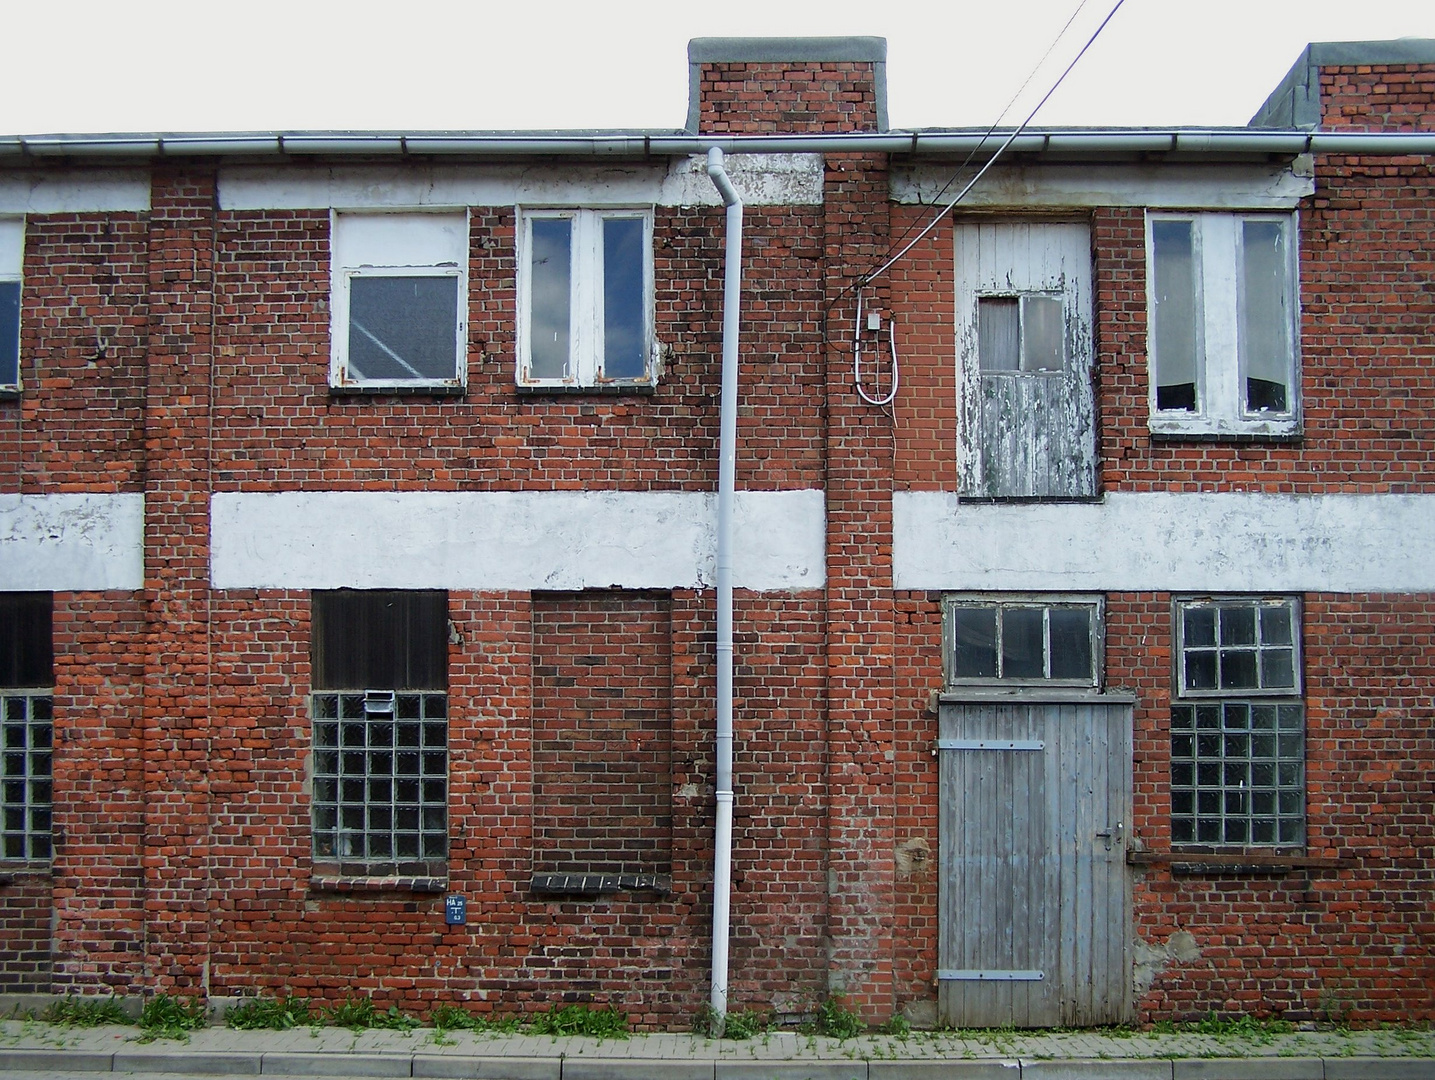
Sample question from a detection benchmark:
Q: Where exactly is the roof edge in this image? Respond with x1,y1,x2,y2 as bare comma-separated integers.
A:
1251,38,1435,128
687,37,887,64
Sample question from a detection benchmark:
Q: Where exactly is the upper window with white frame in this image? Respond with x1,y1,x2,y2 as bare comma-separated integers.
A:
944,595,1103,689
0,219,22,394
330,211,468,392
518,208,653,388
1147,212,1299,436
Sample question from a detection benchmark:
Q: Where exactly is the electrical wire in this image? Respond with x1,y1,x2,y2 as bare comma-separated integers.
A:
847,0,1127,408
862,0,1127,290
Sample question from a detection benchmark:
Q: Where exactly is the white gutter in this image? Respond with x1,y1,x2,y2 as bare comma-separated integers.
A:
705,146,742,1031
3,130,1434,158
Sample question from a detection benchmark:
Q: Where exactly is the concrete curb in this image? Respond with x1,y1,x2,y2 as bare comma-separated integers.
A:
0,1051,1431,1080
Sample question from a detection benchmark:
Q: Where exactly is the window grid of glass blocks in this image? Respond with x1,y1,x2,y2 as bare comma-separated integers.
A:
1171,701,1304,846
2,694,53,861
311,692,447,863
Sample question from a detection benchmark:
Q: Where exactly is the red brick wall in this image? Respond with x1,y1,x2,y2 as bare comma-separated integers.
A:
532,592,674,878
698,62,880,134
1320,64,1435,130
0,870,50,991
51,592,148,993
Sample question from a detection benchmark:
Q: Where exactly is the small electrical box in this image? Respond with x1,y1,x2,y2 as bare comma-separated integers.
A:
867,310,882,331
444,894,467,926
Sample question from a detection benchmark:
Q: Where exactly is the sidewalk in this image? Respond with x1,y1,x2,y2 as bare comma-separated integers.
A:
2,1020,1434,1080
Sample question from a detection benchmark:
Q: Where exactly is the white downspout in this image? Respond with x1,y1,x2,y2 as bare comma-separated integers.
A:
706,146,742,1030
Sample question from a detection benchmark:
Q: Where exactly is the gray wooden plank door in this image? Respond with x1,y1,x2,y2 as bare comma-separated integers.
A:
955,222,1096,498
938,699,1131,1027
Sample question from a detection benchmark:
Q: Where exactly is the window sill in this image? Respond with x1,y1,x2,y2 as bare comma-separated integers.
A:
515,383,656,397
530,872,671,896
0,861,53,884
310,861,447,893
0,389,19,403
1148,414,1301,440
1128,850,1346,874
940,688,1136,705
329,384,466,398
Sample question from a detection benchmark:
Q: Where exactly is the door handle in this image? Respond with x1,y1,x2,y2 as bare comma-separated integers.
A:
1095,820,1123,851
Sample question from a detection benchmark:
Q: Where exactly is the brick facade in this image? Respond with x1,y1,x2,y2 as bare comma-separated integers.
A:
0,38,1432,1028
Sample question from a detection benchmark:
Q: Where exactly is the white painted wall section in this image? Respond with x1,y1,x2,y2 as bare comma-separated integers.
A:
0,494,145,590
895,491,1435,593
0,171,151,214
211,490,825,591
890,162,1314,210
219,155,824,211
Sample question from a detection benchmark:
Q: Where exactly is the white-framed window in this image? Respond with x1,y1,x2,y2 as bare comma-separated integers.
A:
1147,212,1299,436
517,208,654,387
310,590,448,876
330,211,468,391
943,594,1103,689
1171,596,1304,848
0,219,22,393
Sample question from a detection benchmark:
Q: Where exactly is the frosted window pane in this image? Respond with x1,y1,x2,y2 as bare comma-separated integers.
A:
1151,220,1198,411
348,276,458,382
1021,295,1064,372
529,218,572,380
1240,219,1291,413
978,297,1019,372
602,217,646,380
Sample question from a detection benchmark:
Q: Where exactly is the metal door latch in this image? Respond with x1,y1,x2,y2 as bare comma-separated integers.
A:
1096,820,1123,851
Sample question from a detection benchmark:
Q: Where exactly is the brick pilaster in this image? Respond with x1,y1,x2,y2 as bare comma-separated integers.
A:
142,167,216,993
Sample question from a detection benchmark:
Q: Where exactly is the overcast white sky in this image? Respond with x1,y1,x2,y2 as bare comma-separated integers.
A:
2,0,1433,136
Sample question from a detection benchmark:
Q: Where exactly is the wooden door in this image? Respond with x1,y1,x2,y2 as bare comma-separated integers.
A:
938,697,1131,1027
955,222,1096,498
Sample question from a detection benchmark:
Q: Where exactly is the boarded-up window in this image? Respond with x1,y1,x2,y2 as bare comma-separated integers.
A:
0,593,52,689
531,591,672,892
311,590,447,691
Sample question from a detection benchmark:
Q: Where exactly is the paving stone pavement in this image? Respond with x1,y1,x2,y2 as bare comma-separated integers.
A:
1,1021,1432,1080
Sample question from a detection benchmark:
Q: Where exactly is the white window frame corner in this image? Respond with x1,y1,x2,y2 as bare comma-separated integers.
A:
1145,210,1301,438
516,205,655,389
329,208,470,392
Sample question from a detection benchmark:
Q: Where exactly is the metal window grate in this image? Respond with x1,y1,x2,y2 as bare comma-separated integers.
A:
1170,700,1304,846
2,693,53,861
311,691,447,867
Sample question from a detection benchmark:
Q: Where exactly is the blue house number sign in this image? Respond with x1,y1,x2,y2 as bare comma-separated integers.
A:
444,895,466,926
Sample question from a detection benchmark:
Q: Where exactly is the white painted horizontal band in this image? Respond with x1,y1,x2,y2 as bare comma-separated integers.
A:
0,170,151,214
218,154,824,211
890,162,1314,210
895,491,1435,593
211,489,825,591
0,493,145,590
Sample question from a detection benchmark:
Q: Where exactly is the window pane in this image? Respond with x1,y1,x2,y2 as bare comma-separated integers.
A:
1021,295,1064,372
1261,649,1295,689
952,607,997,678
1185,651,1217,691
348,276,458,382
1219,650,1259,689
978,298,1019,372
1240,219,1291,414
1219,605,1256,646
1001,607,1045,679
1151,220,1198,411
1260,604,1292,645
529,217,572,380
1183,606,1216,648
0,281,18,387
602,217,646,380
1048,607,1093,680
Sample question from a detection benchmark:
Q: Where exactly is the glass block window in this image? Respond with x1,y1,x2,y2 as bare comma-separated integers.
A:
945,597,1101,687
2,694,53,861
311,691,447,869
1170,701,1304,846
